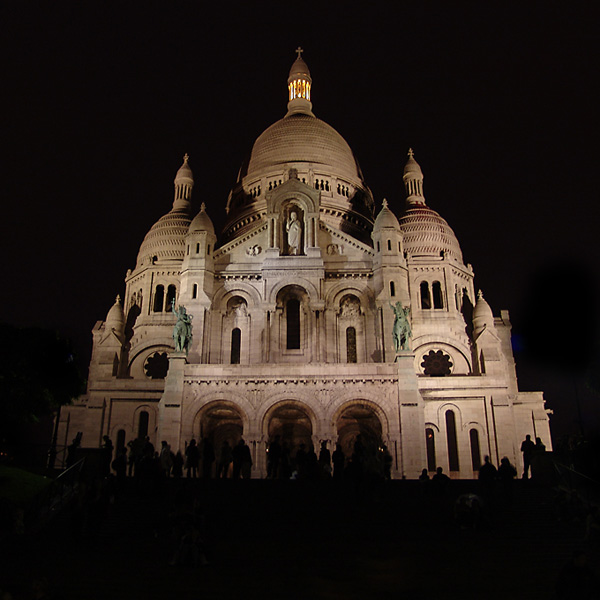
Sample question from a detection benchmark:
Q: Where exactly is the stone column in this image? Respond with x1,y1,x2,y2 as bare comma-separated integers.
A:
396,352,425,478
158,353,186,450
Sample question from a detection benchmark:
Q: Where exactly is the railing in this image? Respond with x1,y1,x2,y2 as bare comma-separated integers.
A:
25,457,86,532
552,459,600,506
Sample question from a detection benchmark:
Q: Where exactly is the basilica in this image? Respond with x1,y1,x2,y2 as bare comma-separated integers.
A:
58,51,551,478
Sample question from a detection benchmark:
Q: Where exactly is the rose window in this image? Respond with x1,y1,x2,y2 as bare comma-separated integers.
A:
144,352,169,379
421,350,453,376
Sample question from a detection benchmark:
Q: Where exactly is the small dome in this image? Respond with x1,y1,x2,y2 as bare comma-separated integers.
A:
175,154,193,185
398,205,463,261
246,114,361,183
373,199,400,232
473,290,495,336
105,295,125,335
136,208,192,268
189,203,215,235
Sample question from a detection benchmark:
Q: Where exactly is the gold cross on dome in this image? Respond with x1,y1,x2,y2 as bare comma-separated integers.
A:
295,46,304,59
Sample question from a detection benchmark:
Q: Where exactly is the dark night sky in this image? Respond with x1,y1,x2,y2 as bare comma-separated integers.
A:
1,2,598,439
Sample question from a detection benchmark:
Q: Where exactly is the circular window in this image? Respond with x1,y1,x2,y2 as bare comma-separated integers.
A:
144,352,169,379
421,350,453,376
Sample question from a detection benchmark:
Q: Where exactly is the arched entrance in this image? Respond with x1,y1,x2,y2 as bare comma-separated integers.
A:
199,403,244,477
267,402,313,452
335,402,383,459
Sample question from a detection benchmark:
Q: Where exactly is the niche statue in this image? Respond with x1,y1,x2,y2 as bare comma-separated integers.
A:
172,300,193,353
286,211,302,255
390,302,411,352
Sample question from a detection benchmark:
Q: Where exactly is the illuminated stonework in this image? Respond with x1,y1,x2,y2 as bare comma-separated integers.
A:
59,51,551,479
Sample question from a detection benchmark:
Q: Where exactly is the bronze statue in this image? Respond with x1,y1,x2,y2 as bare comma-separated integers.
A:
390,301,411,352
172,300,193,353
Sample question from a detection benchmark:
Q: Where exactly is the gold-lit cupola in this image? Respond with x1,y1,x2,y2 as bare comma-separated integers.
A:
286,47,314,117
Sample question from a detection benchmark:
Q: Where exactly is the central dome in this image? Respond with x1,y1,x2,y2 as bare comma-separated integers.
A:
245,113,361,183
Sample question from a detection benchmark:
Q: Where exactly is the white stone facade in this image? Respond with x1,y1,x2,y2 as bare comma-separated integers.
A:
58,52,551,478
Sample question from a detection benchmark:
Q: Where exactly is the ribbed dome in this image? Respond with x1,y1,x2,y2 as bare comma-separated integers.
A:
246,114,361,182
398,205,463,261
136,208,192,267
373,199,400,232
189,203,215,235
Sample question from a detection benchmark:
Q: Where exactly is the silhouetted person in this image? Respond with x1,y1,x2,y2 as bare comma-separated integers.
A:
267,436,282,479
419,468,430,481
112,447,127,487
280,441,291,479
318,441,331,477
521,434,535,479
478,455,497,499
172,451,184,478
241,440,253,479
295,443,308,478
185,439,199,478
160,441,173,477
535,436,546,453
232,439,245,479
102,435,113,477
217,440,233,478
66,433,82,468
556,549,598,599
332,443,345,479
454,493,483,529
498,456,517,501
432,466,450,495
201,438,215,478
381,445,392,480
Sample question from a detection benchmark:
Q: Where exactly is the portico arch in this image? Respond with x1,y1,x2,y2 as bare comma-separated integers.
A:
333,400,386,458
262,400,316,453
195,401,246,452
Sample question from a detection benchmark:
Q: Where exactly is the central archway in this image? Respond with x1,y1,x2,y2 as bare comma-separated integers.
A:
266,402,313,452
334,402,384,458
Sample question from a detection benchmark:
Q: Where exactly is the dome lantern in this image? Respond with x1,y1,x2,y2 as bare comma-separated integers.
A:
403,148,426,205
173,154,194,210
286,47,314,117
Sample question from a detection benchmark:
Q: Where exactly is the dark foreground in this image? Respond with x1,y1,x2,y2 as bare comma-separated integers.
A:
1,477,596,599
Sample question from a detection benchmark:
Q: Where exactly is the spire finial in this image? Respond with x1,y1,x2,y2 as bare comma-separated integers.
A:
200,202,206,212
116,295,121,304
183,153,189,163
382,198,389,208
295,46,304,59
407,148,414,159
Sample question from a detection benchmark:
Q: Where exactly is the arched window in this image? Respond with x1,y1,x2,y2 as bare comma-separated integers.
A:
153,285,164,312
166,285,177,311
192,283,198,299
470,428,481,471
346,327,357,363
426,428,436,472
420,281,431,309
138,411,149,439
390,281,396,297
196,243,200,254
387,239,392,251
231,328,241,364
286,299,301,349
446,410,460,471
432,281,444,309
